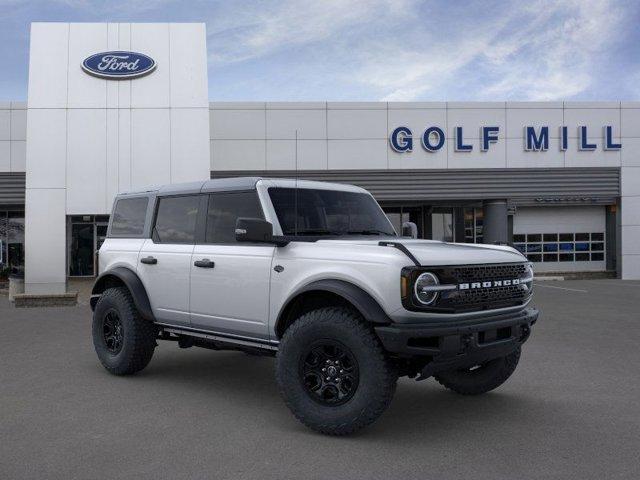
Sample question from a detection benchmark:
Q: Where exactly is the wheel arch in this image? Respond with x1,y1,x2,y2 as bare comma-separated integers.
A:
275,279,391,339
91,267,155,321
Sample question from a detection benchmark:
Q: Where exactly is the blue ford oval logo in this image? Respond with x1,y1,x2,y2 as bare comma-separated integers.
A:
82,51,156,80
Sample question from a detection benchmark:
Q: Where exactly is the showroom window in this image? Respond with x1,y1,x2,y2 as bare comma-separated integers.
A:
0,210,25,277
513,233,605,263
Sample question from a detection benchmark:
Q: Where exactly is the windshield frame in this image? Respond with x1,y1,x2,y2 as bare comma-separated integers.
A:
263,185,397,239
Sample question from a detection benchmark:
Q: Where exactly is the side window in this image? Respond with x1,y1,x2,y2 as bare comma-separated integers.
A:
205,191,264,244
110,197,148,236
153,195,200,244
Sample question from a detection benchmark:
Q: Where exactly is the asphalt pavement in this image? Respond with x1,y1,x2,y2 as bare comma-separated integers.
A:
1,279,639,480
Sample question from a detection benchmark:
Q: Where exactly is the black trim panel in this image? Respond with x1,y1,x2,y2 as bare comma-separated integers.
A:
91,267,155,321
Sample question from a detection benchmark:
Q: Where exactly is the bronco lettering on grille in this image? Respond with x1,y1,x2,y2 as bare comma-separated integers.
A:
459,278,521,290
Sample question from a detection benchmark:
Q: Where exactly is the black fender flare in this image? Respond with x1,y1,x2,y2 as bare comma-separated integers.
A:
91,267,155,321
276,279,391,335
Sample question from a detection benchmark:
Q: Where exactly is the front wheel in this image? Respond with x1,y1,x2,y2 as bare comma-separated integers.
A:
434,347,521,395
92,287,157,375
276,307,397,435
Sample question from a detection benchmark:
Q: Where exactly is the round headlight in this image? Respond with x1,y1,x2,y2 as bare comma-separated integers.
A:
414,272,440,305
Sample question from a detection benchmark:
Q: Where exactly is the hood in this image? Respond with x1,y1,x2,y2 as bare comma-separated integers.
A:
317,237,527,266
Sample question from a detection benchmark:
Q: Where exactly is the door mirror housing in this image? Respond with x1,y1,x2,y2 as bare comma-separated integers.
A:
235,218,288,246
402,221,418,239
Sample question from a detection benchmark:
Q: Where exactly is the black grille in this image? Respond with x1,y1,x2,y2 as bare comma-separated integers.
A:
434,263,531,312
448,264,528,283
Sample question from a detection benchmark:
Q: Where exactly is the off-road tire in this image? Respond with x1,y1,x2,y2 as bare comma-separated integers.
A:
434,347,521,395
92,287,157,375
276,307,397,435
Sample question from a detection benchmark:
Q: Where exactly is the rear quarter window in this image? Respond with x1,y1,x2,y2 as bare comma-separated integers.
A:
110,197,149,237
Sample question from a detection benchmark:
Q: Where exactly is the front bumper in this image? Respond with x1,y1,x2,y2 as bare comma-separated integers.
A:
375,307,539,379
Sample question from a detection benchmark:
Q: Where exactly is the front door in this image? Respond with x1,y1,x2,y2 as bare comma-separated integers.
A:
190,191,274,340
137,194,200,325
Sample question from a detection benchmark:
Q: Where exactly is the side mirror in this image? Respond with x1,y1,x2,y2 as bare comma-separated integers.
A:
402,221,418,239
235,218,288,246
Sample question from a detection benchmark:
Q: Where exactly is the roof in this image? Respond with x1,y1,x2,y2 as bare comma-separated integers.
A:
116,176,366,197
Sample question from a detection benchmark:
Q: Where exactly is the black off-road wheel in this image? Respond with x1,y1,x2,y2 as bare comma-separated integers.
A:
276,307,397,436
434,347,521,395
92,287,158,376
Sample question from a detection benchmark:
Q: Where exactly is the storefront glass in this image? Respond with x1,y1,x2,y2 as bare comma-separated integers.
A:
0,210,25,277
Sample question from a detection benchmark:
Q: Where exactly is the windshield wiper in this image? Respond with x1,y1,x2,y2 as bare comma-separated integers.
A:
346,229,394,236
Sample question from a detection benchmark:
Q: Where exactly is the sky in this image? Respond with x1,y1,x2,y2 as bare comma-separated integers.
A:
0,0,638,102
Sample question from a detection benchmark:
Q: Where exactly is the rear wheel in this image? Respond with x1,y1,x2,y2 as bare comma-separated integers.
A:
434,347,521,395
276,307,397,435
92,287,157,375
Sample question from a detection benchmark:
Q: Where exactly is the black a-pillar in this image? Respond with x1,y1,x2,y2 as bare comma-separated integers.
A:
483,200,508,244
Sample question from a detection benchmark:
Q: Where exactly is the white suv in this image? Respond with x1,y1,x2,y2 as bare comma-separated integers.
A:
91,177,538,435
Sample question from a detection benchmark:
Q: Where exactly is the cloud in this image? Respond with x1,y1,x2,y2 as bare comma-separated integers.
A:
207,0,413,64
363,0,626,101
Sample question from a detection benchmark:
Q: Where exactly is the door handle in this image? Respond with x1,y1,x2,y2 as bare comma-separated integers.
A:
140,256,158,265
194,259,215,268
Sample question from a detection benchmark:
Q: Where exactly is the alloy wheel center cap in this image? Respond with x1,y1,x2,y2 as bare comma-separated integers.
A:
327,366,338,377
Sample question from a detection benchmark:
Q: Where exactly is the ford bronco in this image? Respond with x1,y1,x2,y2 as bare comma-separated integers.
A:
91,177,538,435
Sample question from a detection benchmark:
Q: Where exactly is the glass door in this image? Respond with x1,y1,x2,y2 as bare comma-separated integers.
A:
69,223,95,277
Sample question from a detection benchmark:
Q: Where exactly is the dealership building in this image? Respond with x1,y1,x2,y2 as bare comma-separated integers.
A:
1,22,639,295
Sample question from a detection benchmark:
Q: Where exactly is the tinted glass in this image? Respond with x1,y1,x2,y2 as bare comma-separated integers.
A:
153,195,199,244
206,192,264,244
110,197,148,236
268,188,395,237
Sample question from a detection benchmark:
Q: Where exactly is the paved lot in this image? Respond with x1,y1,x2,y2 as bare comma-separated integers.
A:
1,280,639,480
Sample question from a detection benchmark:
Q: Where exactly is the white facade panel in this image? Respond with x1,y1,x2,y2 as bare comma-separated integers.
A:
621,108,640,138
621,166,640,196
170,107,210,182
621,226,640,255
447,107,506,140
11,141,26,172
447,138,506,169
210,109,265,140
0,141,9,171
25,108,67,189
266,109,326,139
0,110,10,140
389,141,447,169
297,140,328,170
24,188,67,294
169,23,209,108
130,23,171,108
131,108,171,187
506,138,564,168
563,108,621,138
106,108,119,206
621,138,640,166
117,109,131,192
10,109,27,141
27,23,68,108
266,139,295,170
387,108,447,140
328,109,387,140
506,108,563,138
328,140,387,170
212,140,265,170
564,143,621,168
67,23,108,109
117,24,132,108
66,109,107,213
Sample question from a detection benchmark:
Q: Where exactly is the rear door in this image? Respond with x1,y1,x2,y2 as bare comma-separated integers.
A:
189,191,274,340
137,194,201,326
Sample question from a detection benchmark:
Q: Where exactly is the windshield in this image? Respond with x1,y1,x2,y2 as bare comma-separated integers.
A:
268,187,396,237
